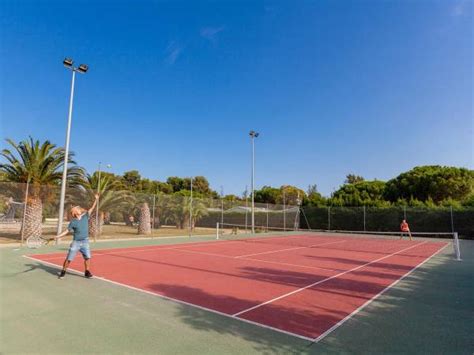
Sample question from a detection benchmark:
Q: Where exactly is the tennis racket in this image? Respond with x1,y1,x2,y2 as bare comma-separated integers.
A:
26,235,55,249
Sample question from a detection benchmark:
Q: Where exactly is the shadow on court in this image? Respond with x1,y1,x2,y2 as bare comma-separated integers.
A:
306,241,473,354
4,261,83,279
148,283,322,353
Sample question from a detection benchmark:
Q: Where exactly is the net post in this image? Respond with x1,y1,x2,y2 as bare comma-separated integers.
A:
216,222,219,240
453,232,461,261
450,206,455,233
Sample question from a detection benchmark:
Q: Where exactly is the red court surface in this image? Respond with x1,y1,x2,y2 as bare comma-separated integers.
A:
27,234,448,341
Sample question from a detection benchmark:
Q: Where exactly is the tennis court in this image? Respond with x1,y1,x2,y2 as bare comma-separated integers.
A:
26,232,449,341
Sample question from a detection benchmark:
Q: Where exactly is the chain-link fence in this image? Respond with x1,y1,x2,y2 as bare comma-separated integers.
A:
1,182,473,243
0,182,298,243
300,206,474,238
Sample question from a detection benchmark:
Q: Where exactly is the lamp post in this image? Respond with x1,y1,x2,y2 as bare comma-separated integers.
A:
57,58,89,238
249,130,259,234
95,162,111,242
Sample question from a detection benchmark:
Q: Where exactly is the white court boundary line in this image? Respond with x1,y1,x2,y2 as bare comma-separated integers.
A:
21,255,314,342
167,247,335,272
234,240,347,258
312,242,450,343
35,234,346,261
37,240,346,272
34,237,255,261
22,241,449,342
233,241,428,316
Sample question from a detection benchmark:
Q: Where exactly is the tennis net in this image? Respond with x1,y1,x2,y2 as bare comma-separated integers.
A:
215,222,462,260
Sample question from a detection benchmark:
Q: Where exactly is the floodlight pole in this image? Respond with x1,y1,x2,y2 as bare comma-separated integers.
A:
249,131,259,234
57,59,88,240
57,69,76,238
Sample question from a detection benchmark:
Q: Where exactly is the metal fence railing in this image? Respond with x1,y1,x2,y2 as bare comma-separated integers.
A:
300,206,474,238
1,182,473,244
0,182,298,243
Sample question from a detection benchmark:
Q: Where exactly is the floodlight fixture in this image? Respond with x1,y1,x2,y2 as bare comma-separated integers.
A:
249,130,259,138
63,58,73,68
77,64,89,73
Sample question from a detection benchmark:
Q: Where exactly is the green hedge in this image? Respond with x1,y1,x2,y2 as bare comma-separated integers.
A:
301,206,474,238
196,211,298,230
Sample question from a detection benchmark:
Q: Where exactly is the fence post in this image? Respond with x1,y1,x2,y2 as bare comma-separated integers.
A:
363,206,366,231
266,203,269,232
328,207,331,231
245,196,248,232
152,195,156,231
216,222,220,240
220,198,224,228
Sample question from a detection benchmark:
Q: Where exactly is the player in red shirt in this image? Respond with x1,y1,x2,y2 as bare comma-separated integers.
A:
400,219,412,241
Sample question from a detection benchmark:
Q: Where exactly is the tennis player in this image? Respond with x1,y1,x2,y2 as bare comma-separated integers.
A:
400,219,413,241
55,194,99,279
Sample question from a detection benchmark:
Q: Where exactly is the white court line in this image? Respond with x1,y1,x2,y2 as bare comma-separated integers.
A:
39,234,324,260
164,247,334,272
234,240,347,259
312,242,450,343
243,257,335,272
168,248,235,259
23,241,448,342
35,239,246,261
232,241,428,316
21,255,315,342
35,233,319,261
37,245,195,261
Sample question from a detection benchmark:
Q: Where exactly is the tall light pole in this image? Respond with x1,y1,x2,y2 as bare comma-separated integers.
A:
57,58,89,237
249,130,259,234
96,162,111,242
244,185,248,232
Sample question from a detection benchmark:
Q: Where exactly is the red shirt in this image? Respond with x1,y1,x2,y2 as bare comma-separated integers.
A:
400,222,410,232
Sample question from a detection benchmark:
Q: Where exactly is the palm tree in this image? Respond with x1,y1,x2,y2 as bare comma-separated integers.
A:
155,193,175,227
0,137,83,238
137,202,151,235
168,194,188,229
70,173,134,239
167,194,209,230
190,198,209,230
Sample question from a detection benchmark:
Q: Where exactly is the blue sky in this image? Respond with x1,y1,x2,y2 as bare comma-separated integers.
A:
1,0,472,196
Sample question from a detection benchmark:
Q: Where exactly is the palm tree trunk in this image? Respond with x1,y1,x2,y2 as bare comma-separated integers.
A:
89,212,103,239
138,202,151,235
23,196,42,238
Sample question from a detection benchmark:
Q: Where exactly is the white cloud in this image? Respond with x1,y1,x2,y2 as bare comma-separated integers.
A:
165,41,183,65
200,26,224,42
